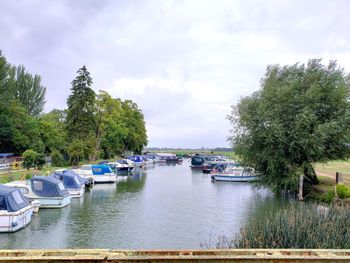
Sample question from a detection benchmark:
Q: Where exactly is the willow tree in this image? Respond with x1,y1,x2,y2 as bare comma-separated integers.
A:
229,59,350,196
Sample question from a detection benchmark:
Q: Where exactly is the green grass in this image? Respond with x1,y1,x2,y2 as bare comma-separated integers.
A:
314,159,350,186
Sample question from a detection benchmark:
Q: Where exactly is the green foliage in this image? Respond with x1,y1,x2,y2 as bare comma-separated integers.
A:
51,149,66,167
217,204,350,249
121,100,148,154
229,59,350,192
336,184,350,199
66,139,86,166
320,190,335,203
66,65,96,140
22,149,38,169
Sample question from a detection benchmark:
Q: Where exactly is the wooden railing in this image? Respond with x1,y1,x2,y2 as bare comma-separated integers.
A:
0,249,349,262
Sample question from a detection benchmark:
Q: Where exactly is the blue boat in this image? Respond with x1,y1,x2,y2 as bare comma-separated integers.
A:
6,176,71,208
53,171,85,198
0,185,34,232
127,155,146,168
73,164,117,183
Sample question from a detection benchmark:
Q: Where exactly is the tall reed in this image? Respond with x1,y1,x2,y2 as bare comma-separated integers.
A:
217,204,350,249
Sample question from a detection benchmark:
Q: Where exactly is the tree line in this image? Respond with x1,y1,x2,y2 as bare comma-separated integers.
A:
0,51,147,166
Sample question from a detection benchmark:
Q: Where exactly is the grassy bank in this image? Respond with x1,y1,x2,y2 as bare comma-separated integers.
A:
314,159,350,186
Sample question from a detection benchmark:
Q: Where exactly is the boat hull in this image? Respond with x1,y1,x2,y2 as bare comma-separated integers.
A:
211,174,257,182
0,206,34,233
67,187,85,198
28,195,71,208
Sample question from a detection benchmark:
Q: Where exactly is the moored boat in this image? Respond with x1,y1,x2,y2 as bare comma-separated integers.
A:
0,185,35,233
211,163,257,182
53,171,85,198
74,165,117,183
6,176,71,208
127,155,146,168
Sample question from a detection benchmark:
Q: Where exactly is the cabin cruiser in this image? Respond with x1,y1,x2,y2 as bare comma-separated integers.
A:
6,176,71,208
74,165,117,183
108,160,133,174
210,163,257,182
127,155,146,168
154,153,178,163
0,185,35,233
53,171,85,198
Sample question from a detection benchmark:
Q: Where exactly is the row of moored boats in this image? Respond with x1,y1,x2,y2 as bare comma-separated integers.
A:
0,154,178,233
190,155,257,182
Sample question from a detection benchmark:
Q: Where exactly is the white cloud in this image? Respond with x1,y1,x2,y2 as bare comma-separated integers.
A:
1,0,350,147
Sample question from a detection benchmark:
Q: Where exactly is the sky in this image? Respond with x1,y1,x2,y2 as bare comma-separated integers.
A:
1,0,350,148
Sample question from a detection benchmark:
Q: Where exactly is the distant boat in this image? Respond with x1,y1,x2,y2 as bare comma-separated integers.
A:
73,165,117,183
0,184,35,233
154,153,178,163
6,176,71,208
127,155,146,168
211,163,257,182
53,171,85,198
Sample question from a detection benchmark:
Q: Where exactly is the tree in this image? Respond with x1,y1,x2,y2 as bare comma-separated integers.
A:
66,66,96,162
229,59,350,195
121,100,148,154
8,65,46,116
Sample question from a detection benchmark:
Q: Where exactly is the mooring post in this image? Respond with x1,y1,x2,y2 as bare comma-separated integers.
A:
298,174,304,201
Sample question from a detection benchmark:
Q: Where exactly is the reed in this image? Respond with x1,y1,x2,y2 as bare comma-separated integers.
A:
217,203,350,249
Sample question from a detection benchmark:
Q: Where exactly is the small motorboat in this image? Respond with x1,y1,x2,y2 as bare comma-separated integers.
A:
211,163,257,182
127,155,146,168
53,171,85,198
0,185,35,233
74,165,117,183
6,176,71,208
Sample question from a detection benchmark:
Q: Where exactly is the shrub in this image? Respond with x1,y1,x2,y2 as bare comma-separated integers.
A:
51,149,65,167
320,190,335,203
336,184,350,199
22,150,38,169
22,150,46,170
217,204,350,249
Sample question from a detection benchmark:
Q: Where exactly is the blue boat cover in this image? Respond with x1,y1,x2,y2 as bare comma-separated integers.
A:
52,172,81,189
127,155,144,162
0,184,30,212
30,176,69,197
91,165,113,175
61,170,89,184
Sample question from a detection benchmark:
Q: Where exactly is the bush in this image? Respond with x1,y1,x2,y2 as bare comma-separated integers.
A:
51,149,66,167
22,150,38,169
320,190,335,203
217,204,350,249
22,149,46,170
336,184,350,199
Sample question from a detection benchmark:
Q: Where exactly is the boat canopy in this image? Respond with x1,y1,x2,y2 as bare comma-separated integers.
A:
127,155,144,162
91,165,113,175
0,185,30,212
30,176,69,197
56,170,89,184
53,172,82,189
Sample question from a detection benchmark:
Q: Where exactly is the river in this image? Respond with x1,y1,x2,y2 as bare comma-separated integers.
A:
0,159,281,249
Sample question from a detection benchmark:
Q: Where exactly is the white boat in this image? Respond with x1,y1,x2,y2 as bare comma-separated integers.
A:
53,171,85,198
73,165,117,183
6,176,71,208
154,153,177,163
126,156,145,168
211,163,257,182
0,185,35,233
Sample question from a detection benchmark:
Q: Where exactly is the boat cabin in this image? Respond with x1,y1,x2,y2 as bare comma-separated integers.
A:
30,176,69,198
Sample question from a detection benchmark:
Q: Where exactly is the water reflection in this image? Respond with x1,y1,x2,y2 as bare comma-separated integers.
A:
0,159,283,249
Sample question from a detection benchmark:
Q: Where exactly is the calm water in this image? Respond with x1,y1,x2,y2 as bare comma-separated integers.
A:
0,159,281,249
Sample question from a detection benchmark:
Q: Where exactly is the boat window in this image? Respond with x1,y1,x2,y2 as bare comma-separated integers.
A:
93,167,102,173
81,166,91,170
73,177,80,186
33,181,43,191
58,183,65,191
19,188,29,194
11,190,25,204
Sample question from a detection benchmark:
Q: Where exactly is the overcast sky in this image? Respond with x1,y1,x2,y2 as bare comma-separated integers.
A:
1,0,350,148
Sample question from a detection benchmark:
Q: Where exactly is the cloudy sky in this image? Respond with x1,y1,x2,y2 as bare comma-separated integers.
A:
1,0,349,148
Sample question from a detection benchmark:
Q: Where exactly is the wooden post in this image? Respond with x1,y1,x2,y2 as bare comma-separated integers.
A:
335,172,343,184
298,174,304,201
